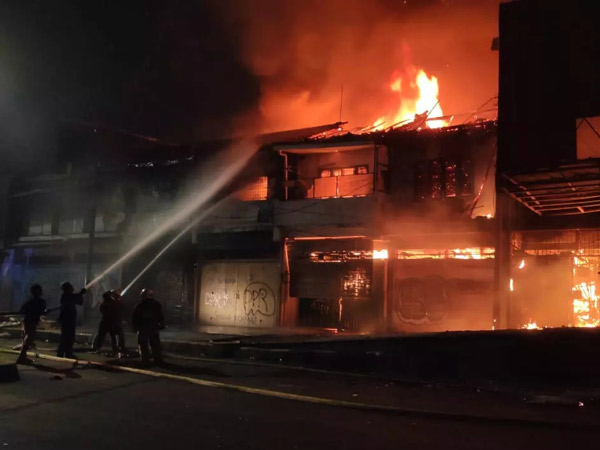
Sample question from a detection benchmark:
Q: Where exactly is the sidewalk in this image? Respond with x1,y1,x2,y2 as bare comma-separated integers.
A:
0,325,346,357
0,323,346,358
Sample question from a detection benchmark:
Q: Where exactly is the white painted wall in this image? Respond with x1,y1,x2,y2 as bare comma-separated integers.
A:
198,261,280,328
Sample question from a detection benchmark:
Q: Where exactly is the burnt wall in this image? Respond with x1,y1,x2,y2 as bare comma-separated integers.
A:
384,123,497,219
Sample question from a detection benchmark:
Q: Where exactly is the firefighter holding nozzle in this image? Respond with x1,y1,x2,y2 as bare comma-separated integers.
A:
132,288,165,365
16,284,47,364
57,282,87,359
92,289,127,356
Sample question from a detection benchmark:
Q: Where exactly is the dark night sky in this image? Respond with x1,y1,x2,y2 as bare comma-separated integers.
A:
0,0,260,164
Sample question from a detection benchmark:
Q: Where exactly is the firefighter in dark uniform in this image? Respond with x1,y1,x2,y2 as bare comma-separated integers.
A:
111,288,127,355
57,281,86,358
132,288,164,364
16,284,47,364
92,291,119,354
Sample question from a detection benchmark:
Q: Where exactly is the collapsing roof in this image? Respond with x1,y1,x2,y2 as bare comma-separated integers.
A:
278,120,497,149
503,159,600,216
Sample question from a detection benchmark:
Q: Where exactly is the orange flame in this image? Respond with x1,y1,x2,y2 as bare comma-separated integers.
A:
571,256,600,328
373,249,389,260
373,67,448,131
572,280,600,328
522,320,540,330
397,247,495,260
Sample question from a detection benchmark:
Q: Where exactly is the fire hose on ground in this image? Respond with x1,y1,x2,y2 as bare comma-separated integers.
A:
0,305,63,320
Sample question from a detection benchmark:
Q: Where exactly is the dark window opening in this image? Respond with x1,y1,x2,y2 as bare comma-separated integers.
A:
459,159,473,196
414,162,428,201
431,160,443,200
444,160,457,198
414,159,473,201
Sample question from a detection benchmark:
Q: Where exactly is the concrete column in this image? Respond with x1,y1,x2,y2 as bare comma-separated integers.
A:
371,259,387,331
493,193,512,329
385,245,397,332
279,237,298,327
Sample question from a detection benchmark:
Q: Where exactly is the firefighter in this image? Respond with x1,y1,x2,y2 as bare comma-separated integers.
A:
110,288,127,356
57,281,86,359
92,291,119,354
16,284,47,364
131,288,164,365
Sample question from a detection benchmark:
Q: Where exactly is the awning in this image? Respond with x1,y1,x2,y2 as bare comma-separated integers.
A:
274,141,374,155
503,159,600,215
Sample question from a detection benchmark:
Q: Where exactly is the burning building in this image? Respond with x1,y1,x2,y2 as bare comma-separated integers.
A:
265,120,497,332
180,101,496,332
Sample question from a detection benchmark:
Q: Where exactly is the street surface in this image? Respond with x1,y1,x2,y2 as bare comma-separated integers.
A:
1,338,599,449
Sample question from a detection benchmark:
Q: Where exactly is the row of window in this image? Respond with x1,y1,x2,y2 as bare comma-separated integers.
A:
236,159,473,203
414,159,473,201
320,165,369,178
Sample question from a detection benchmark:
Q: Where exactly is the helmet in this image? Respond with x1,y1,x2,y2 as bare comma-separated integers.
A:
30,284,43,297
140,288,154,298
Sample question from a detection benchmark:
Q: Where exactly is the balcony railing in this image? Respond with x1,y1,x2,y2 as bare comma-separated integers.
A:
289,173,375,200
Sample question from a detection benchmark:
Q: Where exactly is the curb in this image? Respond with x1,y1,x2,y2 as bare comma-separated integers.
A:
235,346,385,374
162,341,237,358
1,347,598,431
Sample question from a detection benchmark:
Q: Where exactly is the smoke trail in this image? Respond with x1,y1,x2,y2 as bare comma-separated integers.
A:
86,140,257,289
120,198,229,296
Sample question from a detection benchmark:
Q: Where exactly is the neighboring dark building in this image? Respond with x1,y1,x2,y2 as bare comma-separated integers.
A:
496,0,600,329
0,122,198,321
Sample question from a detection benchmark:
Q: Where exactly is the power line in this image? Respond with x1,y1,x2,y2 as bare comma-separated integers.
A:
461,95,498,125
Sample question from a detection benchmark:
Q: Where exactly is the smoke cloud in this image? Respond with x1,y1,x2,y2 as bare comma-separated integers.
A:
213,0,499,132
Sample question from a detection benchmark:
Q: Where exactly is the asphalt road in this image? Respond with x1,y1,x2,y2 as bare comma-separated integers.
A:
1,356,599,450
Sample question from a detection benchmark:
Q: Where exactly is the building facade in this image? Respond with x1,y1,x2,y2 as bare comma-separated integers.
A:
193,121,498,333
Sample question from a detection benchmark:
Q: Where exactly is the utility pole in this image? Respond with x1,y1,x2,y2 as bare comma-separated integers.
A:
83,201,97,325
85,205,97,288
338,84,344,123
